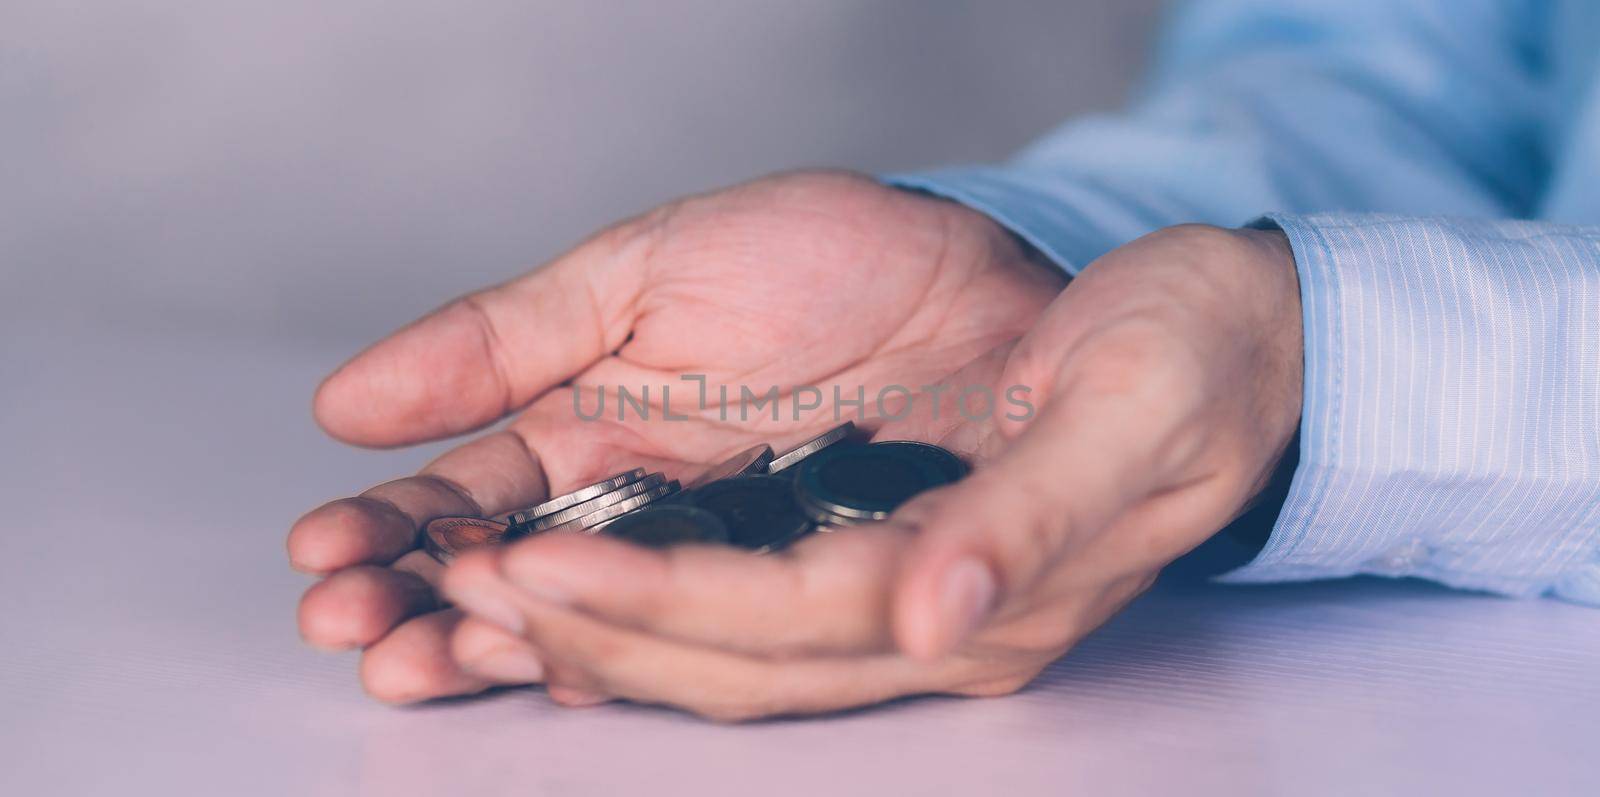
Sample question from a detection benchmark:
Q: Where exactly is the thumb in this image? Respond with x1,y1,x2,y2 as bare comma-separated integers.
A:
890,397,1160,660
313,222,647,448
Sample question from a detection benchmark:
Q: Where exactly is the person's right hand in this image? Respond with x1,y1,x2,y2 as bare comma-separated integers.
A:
286,171,1066,703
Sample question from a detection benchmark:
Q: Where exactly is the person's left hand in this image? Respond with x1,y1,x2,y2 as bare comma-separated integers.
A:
287,172,1065,704
441,223,1305,720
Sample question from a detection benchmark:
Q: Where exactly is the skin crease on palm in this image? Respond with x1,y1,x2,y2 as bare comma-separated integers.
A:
288,170,1304,719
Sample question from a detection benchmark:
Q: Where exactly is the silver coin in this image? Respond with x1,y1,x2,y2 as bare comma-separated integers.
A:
870,440,968,483
522,473,667,531
510,468,648,524
688,475,814,552
792,441,957,522
766,422,855,473
548,481,681,532
687,444,774,488
603,505,730,549
422,516,510,564
793,487,871,526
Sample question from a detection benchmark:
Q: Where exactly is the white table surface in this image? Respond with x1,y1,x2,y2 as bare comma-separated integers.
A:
4,324,1598,797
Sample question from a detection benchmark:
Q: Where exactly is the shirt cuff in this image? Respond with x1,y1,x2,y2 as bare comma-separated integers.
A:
1217,213,1600,604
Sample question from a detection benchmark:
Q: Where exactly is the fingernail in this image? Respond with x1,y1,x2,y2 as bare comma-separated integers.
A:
452,586,525,636
940,556,997,646
464,647,544,682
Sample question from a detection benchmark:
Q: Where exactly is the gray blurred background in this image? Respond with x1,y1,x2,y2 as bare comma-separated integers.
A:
0,5,1163,751
2,0,1162,346
3,7,1180,785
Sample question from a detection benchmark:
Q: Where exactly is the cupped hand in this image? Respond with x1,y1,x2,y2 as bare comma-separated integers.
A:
440,223,1304,719
287,171,1065,702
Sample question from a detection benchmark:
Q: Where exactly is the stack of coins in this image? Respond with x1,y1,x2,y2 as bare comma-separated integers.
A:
507,470,682,534
422,421,969,561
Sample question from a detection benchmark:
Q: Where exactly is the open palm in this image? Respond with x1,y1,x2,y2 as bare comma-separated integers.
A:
433,224,1303,720
289,171,1064,702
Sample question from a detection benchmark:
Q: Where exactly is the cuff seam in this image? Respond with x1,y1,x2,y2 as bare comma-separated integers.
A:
1218,213,1344,576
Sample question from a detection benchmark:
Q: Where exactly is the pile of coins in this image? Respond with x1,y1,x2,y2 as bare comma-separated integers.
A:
422,422,967,563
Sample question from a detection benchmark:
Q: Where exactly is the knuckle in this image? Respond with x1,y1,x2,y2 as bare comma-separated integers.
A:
1145,223,1245,253
414,471,482,514
1137,224,1284,301
1074,321,1205,403
1149,419,1217,477
455,294,513,404
1141,225,1265,278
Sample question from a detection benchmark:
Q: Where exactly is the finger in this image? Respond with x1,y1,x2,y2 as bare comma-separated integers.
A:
359,609,493,704
391,548,446,588
482,523,907,658
450,616,546,684
447,553,983,721
297,564,438,650
288,430,547,573
890,389,1166,661
529,614,933,722
546,686,613,708
440,550,608,697
313,221,650,447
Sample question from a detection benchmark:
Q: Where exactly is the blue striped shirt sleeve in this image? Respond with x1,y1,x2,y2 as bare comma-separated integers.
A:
888,0,1550,275
884,0,1600,604
1219,214,1600,604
